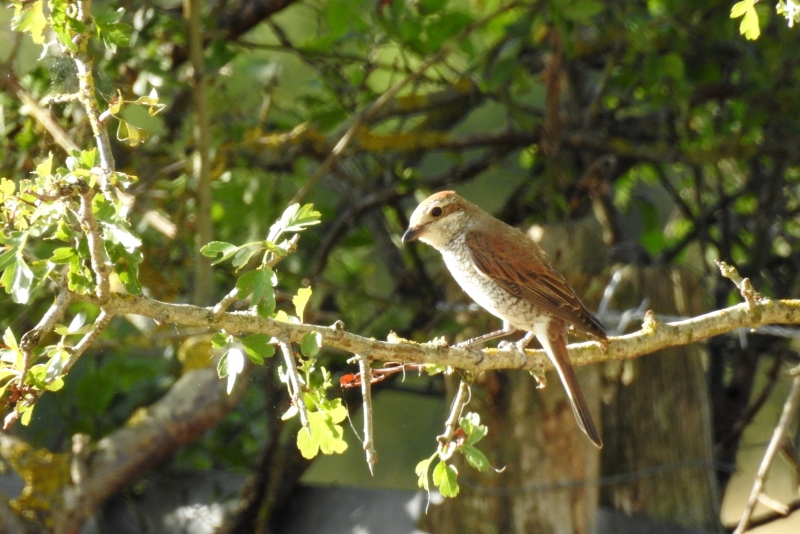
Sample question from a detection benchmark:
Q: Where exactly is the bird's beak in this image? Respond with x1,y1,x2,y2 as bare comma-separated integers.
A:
402,225,423,243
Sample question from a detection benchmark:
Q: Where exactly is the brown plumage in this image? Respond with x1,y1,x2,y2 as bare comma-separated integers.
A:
403,191,606,447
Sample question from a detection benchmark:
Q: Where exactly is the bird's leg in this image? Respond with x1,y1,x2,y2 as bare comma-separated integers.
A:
454,322,518,349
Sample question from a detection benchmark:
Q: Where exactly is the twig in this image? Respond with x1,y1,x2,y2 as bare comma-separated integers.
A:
79,190,110,300
357,354,377,475
0,67,81,154
63,310,114,375
733,373,800,534
278,339,309,430
18,286,73,388
438,378,471,448
717,260,762,311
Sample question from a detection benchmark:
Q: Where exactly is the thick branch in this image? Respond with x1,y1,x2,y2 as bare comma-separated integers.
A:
53,365,249,534
78,291,800,373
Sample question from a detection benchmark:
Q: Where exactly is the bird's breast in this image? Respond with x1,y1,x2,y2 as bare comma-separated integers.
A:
440,245,547,331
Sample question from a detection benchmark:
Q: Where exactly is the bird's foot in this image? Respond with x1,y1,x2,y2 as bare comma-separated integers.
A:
498,340,529,369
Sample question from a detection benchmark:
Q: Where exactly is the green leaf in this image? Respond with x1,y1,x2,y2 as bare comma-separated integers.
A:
49,247,77,264
35,152,53,177
2,256,35,304
235,268,277,316
11,0,47,44
241,334,275,365
462,444,489,471
433,461,459,497
460,412,487,445
293,287,313,322
217,351,229,378
740,7,760,40
211,332,229,349
297,409,349,459
91,194,116,221
300,332,321,358
3,328,19,352
94,9,132,53
269,203,321,240
117,120,148,146
201,241,238,264
19,404,34,426
231,244,263,271
730,0,753,18
415,457,434,490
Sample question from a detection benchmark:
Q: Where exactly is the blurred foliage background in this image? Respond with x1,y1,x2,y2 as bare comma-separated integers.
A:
2,0,800,532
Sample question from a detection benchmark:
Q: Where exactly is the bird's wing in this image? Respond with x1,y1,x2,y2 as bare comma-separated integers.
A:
465,227,607,340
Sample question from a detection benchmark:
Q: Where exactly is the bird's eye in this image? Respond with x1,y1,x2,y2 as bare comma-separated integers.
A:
431,207,443,217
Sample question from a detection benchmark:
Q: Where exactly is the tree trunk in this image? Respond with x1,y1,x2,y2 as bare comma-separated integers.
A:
600,265,720,531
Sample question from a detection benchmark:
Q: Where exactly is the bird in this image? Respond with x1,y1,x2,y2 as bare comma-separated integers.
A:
402,191,607,448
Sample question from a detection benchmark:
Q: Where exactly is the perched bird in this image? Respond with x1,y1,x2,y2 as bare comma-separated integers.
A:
402,191,607,448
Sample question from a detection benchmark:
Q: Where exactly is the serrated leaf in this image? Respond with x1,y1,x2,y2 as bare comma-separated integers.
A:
293,287,312,322
241,334,275,364
300,332,321,358
236,268,276,316
433,461,459,497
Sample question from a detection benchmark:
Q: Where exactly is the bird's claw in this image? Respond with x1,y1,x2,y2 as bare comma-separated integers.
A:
498,340,529,369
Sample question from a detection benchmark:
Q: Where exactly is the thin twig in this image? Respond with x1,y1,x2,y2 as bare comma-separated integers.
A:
63,310,114,375
18,286,73,388
0,67,81,154
733,374,800,534
278,339,309,430
717,260,762,311
79,190,110,300
438,378,471,448
357,354,377,475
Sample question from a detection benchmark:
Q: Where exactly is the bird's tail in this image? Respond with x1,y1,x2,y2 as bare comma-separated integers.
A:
535,324,603,448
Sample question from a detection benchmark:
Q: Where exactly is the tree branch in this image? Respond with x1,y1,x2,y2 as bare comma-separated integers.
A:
52,365,249,534
76,290,800,374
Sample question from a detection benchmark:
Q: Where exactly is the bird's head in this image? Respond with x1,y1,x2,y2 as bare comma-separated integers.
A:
402,191,472,249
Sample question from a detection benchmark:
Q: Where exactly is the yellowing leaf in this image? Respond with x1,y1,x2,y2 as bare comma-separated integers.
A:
293,286,313,322
11,0,47,44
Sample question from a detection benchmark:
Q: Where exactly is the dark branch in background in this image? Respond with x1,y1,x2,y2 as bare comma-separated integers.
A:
53,366,250,534
0,68,81,154
184,0,214,305
170,0,301,68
